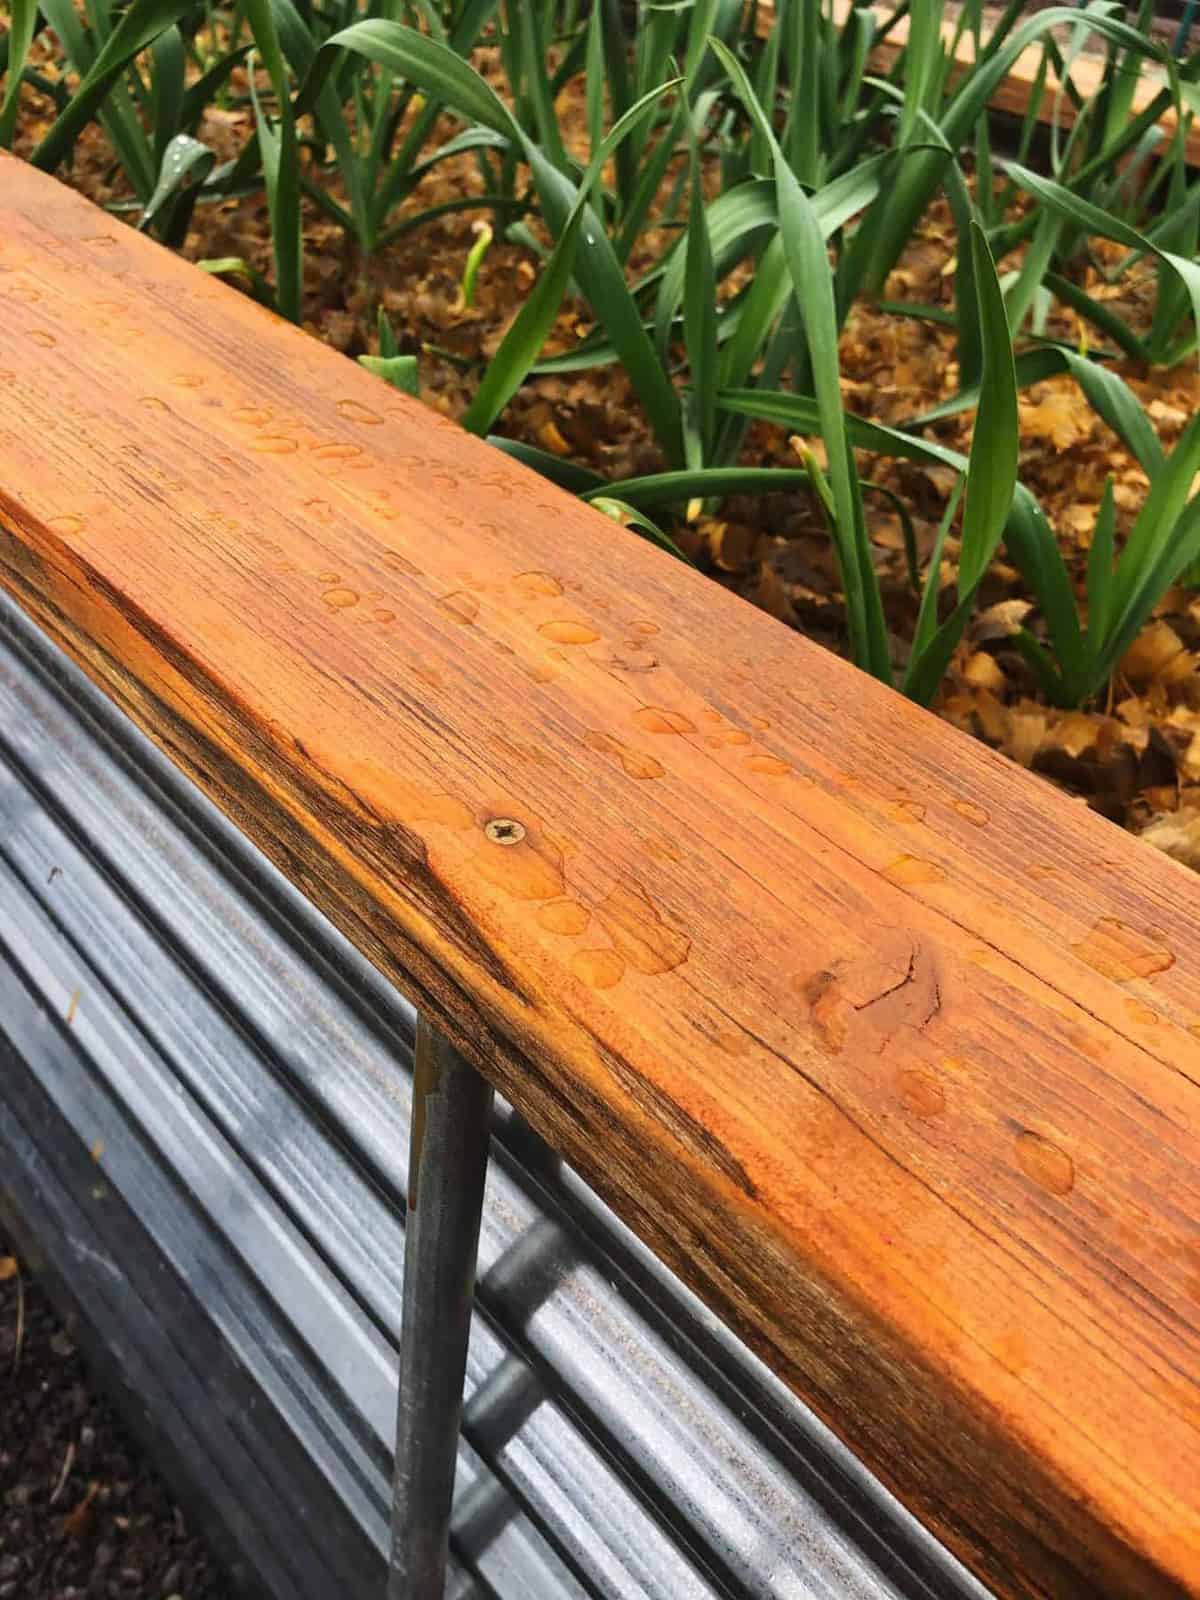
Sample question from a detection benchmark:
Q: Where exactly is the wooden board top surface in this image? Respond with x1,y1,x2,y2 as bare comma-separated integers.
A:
1,153,1198,1598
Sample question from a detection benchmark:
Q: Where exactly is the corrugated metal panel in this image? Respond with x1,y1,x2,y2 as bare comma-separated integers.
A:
0,588,993,1600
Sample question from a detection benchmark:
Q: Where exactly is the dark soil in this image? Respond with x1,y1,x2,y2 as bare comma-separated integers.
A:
0,1239,229,1600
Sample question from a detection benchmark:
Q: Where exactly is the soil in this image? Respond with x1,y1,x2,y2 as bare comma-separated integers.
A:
0,1242,229,1600
11,24,1200,874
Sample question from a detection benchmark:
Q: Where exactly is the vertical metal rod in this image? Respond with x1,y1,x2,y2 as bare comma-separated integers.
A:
389,1017,494,1600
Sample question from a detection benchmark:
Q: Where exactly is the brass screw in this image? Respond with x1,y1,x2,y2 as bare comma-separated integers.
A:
485,818,526,846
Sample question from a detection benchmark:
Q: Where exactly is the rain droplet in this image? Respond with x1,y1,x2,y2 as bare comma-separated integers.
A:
336,398,383,425
952,798,990,827
1071,917,1174,982
538,899,590,936
539,619,598,645
313,441,363,460
322,588,359,610
898,1069,946,1120
514,571,563,597
583,731,665,780
890,799,926,824
572,948,624,990
608,646,658,671
884,855,945,886
1015,1131,1074,1196
746,754,791,777
46,514,85,535
383,550,421,576
438,590,480,625
593,883,690,975
634,707,694,735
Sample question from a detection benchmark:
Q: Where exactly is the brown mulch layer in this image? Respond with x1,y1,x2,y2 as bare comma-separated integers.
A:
0,1243,229,1600
12,42,1200,866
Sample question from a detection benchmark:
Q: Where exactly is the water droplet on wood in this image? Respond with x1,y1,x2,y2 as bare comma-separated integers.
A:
898,1069,946,1119
538,899,590,936
746,754,791,777
475,828,565,900
571,948,624,990
1015,1131,1074,1195
608,646,658,671
952,798,990,826
884,855,945,886
514,571,563,597
1072,917,1174,982
438,591,480,625
539,620,598,645
634,707,694,735
583,731,665,780
594,884,689,975
384,550,421,576
336,398,383,425
313,441,363,460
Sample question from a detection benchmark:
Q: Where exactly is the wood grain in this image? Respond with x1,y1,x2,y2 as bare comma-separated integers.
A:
1,153,1198,1599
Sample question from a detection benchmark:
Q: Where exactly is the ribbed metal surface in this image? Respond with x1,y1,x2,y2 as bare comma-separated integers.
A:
0,587,993,1600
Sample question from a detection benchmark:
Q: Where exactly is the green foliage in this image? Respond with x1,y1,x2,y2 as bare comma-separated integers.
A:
4,0,1198,707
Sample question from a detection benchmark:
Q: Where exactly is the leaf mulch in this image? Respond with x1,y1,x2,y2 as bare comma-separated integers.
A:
0,1239,229,1600
13,58,1200,868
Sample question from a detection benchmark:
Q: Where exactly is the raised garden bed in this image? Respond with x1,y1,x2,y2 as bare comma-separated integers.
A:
3,6,1200,1598
3,146,1200,1598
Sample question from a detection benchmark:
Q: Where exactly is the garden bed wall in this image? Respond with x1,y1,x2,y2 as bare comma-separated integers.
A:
1,150,1199,1600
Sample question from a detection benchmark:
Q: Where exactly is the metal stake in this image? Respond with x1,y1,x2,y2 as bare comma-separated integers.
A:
389,1017,494,1600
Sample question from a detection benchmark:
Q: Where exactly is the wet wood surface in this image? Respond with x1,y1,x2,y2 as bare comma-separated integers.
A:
0,153,1198,1599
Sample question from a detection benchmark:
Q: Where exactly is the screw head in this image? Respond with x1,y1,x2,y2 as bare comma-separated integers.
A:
485,818,526,846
